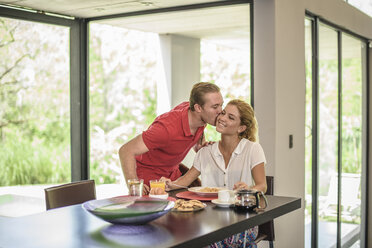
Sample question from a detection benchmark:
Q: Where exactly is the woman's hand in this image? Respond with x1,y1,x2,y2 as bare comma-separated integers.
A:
233,181,249,191
159,177,172,191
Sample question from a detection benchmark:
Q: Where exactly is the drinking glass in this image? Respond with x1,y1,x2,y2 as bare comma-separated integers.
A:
149,180,165,190
127,179,144,196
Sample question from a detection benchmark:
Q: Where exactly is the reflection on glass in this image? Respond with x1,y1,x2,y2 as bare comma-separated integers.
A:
318,23,338,248
304,18,313,248
89,224,173,247
341,33,362,243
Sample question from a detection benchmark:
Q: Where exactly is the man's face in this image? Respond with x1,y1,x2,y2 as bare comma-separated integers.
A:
199,92,223,126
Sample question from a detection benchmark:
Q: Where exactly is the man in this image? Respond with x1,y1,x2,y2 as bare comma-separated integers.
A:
119,82,223,194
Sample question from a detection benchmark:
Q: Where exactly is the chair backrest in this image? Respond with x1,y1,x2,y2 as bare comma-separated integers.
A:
44,180,96,210
256,176,275,242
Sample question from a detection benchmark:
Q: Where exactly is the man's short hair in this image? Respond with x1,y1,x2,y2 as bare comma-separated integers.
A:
189,82,220,111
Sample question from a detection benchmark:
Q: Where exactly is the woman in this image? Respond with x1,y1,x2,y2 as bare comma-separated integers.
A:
162,99,267,248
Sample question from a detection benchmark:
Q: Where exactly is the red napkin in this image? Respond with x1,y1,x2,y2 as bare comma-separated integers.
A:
176,191,217,201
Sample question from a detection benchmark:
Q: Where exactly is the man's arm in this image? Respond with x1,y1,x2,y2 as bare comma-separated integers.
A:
118,134,149,183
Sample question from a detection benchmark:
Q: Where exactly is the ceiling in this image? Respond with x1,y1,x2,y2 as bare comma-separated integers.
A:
0,0,250,49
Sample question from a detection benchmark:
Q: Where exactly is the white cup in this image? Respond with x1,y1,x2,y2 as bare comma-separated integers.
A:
218,190,234,203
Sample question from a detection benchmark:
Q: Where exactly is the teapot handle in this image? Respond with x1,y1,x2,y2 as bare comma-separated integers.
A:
257,191,268,209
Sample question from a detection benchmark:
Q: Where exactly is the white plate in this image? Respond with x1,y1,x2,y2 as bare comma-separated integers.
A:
188,187,226,197
148,193,169,200
211,199,235,208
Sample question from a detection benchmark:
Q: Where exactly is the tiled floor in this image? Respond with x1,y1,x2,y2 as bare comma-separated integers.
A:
0,183,128,217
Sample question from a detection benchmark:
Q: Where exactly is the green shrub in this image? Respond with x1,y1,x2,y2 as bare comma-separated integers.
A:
0,131,70,186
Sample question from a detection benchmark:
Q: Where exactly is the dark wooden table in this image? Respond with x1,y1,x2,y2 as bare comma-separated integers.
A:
0,192,301,248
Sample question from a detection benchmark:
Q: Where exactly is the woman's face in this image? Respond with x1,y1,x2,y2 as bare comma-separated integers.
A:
216,104,245,135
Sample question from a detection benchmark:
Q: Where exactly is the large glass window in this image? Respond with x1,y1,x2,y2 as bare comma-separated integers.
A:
200,40,251,141
0,17,70,216
89,4,251,196
304,18,313,248
305,18,366,248
318,23,339,247
89,23,158,196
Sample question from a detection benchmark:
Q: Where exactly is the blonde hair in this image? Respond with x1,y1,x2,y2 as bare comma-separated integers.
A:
189,82,220,111
228,99,258,142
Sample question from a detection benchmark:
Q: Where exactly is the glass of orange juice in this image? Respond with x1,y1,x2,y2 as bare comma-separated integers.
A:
149,180,165,190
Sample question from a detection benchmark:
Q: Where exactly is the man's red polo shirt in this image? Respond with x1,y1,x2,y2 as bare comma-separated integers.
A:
136,102,205,185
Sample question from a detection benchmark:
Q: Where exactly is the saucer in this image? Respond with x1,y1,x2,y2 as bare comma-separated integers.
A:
211,199,234,208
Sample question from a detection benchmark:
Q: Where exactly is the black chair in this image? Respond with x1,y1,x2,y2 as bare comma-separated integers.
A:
178,163,201,187
255,176,275,247
44,180,96,210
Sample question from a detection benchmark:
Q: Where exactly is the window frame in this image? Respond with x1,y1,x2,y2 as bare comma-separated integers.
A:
0,0,254,182
305,11,370,248
0,6,89,181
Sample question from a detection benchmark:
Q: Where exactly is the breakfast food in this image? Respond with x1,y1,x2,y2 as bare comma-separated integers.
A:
150,180,166,190
173,199,205,211
150,187,166,195
198,187,220,193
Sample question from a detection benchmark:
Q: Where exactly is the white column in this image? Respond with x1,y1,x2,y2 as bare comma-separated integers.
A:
157,34,200,115
254,0,305,247
156,35,172,115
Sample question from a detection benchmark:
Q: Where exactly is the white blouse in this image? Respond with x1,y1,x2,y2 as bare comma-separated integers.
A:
193,138,266,190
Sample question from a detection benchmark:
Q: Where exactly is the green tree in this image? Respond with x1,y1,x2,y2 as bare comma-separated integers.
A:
89,24,157,184
0,18,70,186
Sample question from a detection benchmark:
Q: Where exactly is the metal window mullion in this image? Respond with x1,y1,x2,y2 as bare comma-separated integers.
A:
336,30,342,248
87,0,251,21
0,6,74,26
360,40,370,248
311,16,319,248
250,2,254,108
70,18,89,181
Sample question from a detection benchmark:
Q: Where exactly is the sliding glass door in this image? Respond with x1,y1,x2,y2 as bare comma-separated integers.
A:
305,16,367,248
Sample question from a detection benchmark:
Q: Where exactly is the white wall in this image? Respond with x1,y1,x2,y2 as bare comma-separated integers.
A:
254,0,305,247
254,0,372,247
158,34,200,111
305,0,372,39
